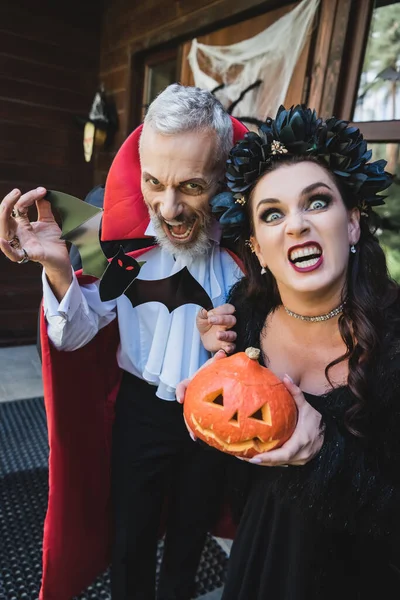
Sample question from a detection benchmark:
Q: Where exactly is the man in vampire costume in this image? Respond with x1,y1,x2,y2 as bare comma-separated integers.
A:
0,84,247,600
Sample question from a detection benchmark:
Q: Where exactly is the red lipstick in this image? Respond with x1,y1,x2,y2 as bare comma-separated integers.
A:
287,241,323,273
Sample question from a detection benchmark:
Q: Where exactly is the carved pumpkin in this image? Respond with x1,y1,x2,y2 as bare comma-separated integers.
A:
183,348,297,457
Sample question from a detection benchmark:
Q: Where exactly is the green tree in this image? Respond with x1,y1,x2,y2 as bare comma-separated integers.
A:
357,3,400,119
356,5,400,281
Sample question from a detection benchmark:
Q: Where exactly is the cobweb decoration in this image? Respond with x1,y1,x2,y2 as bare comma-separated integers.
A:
188,0,320,122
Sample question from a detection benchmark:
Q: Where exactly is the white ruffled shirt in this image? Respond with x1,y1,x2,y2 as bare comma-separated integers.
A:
43,223,242,400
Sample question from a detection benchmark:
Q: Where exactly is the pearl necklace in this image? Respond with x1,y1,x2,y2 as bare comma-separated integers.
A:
284,303,344,322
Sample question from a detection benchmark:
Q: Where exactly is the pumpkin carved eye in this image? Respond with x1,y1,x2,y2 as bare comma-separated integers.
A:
250,403,272,426
211,393,224,407
229,410,239,426
249,408,263,421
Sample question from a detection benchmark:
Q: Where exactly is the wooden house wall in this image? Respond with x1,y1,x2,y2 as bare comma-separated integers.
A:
0,0,102,346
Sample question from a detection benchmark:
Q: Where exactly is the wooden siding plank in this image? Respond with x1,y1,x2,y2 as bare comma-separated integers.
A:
0,120,84,149
0,140,88,169
0,31,98,71
0,78,92,113
0,98,87,127
0,55,96,97
0,3,101,49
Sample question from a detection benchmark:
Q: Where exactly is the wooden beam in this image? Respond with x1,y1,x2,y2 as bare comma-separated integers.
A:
319,0,352,117
307,0,339,114
104,0,297,54
350,120,400,142
336,0,374,120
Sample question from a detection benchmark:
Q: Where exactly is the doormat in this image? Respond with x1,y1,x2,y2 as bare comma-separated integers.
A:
0,397,228,599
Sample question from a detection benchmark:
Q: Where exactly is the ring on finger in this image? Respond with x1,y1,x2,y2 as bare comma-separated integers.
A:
17,248,30,264
8,235,21,249
12,208,28,219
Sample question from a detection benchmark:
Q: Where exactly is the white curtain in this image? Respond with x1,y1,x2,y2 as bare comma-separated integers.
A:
187,0,320,121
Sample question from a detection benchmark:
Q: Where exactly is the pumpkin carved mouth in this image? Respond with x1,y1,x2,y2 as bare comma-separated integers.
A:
190,413,280,454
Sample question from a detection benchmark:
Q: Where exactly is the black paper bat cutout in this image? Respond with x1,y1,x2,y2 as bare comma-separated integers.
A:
47,191,214,312
100,247,213,312
46,190,108,278
125,266,213,312
100,246,142,301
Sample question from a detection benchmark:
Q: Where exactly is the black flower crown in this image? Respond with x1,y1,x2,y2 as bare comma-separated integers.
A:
211,105,393,241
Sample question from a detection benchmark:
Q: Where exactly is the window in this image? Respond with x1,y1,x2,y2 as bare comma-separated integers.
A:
369,142,400,281
337,0,400,280
143,51,178,117
131,48,180,127
354,1,400,122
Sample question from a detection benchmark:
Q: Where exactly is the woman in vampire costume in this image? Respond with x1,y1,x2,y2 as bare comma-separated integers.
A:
182,104,400,599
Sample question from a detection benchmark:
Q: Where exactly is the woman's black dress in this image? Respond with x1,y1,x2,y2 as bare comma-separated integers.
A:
221,300,400,600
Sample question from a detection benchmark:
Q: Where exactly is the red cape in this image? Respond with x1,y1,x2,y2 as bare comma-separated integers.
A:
39,118,247,599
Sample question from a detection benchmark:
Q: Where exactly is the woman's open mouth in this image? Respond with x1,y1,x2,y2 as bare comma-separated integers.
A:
288,242,323,273
162,218,199,244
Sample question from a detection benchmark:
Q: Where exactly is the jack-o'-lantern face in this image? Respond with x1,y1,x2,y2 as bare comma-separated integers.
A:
184,348,297,457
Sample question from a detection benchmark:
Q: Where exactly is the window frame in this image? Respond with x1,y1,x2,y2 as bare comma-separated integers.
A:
142,47,180,117
130,46,181,129
336,0,400,139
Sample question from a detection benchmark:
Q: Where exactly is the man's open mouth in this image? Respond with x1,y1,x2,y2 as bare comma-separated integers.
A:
162,218,198,243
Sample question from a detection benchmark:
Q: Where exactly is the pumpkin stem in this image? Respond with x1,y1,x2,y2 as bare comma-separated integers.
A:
245,347,261,361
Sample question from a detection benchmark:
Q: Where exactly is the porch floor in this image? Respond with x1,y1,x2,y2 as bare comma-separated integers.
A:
0,344,229,600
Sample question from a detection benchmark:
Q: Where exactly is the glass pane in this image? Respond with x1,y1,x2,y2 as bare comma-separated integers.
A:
354,1,400,122
145,58,177,106
370,142,400,281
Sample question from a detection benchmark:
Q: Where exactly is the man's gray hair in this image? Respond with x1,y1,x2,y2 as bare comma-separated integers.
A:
143,83,233,171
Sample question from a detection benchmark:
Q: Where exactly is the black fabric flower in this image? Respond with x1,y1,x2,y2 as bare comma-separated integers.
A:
217,105,393,240
210,191,248,241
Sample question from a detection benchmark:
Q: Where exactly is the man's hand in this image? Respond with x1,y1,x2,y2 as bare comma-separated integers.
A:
0,188,71,268
196,303,237,354
0,187,73,299
247,376,324,467
176,349,228,404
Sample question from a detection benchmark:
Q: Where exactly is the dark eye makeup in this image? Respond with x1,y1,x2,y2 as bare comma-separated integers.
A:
259,192,333,223
307,193,333,210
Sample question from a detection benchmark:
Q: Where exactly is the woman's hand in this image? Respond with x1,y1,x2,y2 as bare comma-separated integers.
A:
246,375,325,467
176,349,228,441
196,303,237,354
0,188,70,272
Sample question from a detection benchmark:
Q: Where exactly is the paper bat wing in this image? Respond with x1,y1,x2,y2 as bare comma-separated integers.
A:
124,267,213,313
46,190,109,278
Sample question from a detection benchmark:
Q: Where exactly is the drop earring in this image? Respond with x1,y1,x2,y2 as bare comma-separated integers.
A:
261,267,267,275
350,245,356,254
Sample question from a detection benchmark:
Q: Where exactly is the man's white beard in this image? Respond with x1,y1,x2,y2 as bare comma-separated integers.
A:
149,212,212,261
